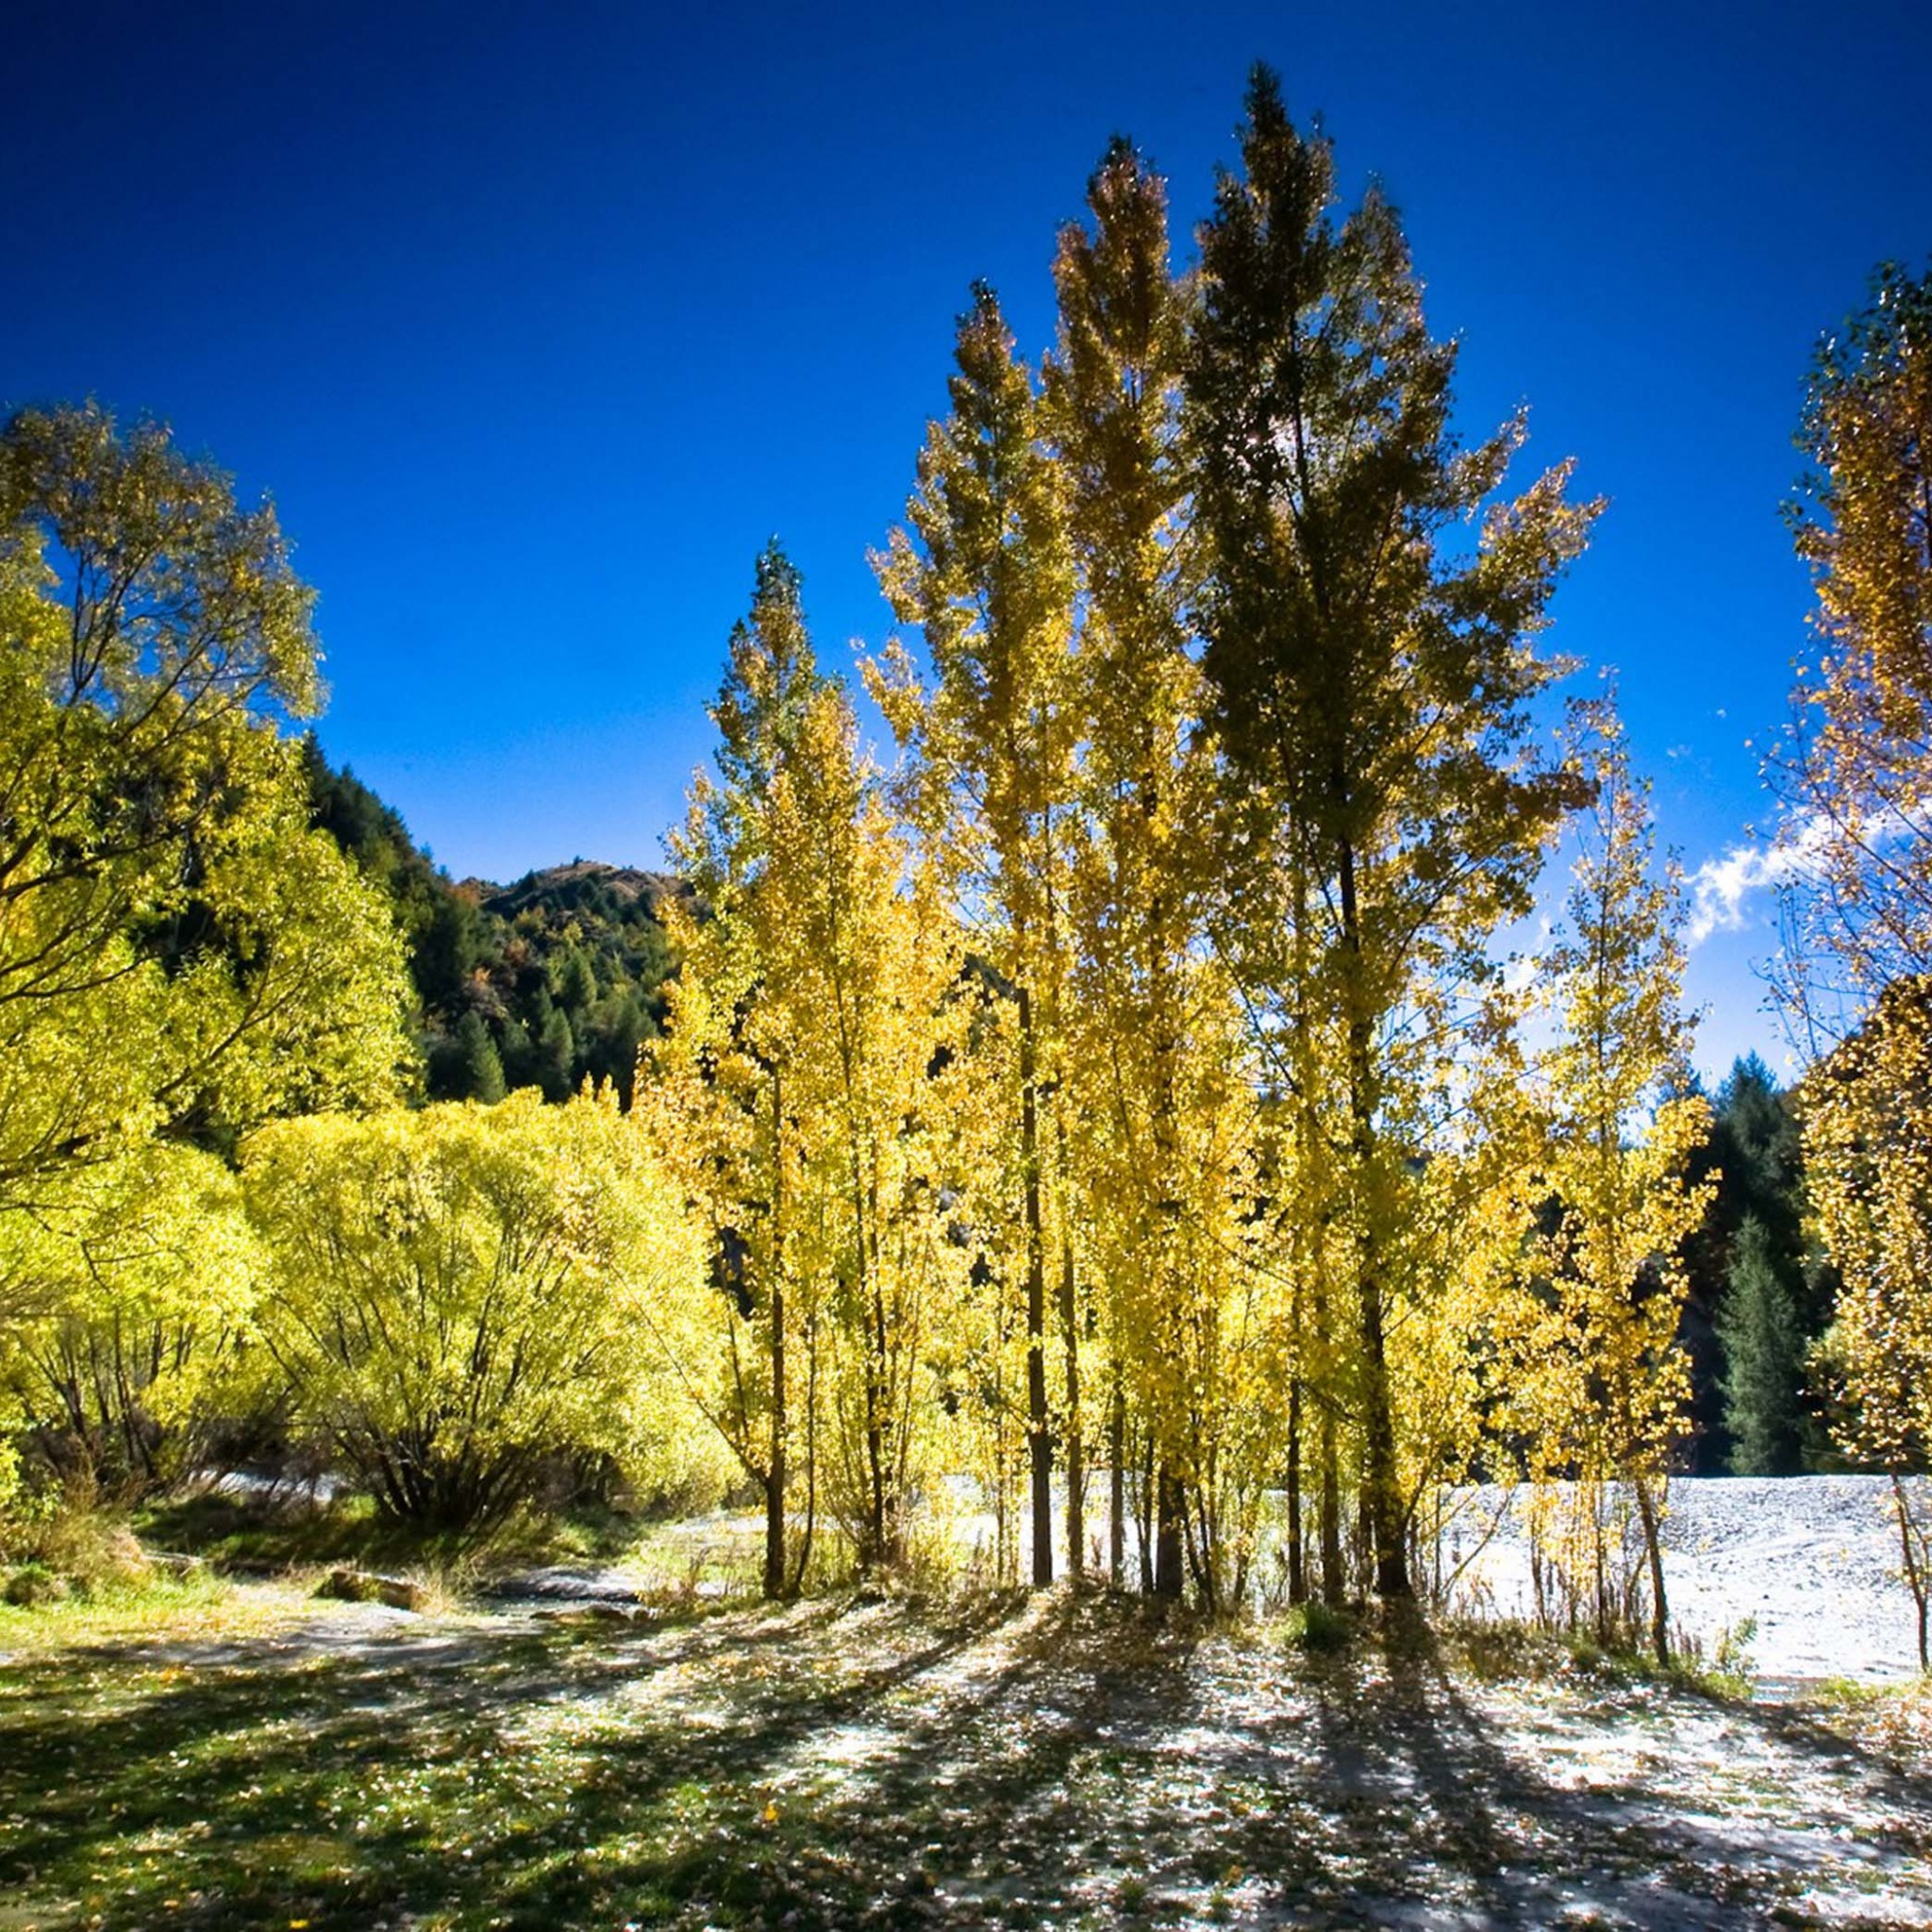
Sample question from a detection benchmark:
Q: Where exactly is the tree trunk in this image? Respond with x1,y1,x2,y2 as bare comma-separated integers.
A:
1890,1472,1930,1674
1286,1375,1306,1605
1633,1473,1670,1668
764,1075,788,1599
1319,1403,1344,1607
1336,829,1408,1599
1108,1376,1126,1589
1017,982,1054,1588
1058,1208,1084,1585
1155,1465,1186,1600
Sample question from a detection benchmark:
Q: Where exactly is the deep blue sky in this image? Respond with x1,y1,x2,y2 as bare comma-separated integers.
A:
6,0,1929,1080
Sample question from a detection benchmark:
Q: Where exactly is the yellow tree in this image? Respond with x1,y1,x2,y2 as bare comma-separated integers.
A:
0,407,410,1511
650,549,971,1582
1047,136,1204,1594
1774,263,1932,1030
245,1091,714,1535
646,546,828,1595
0,1139,259,1493
1805,976,1932,1669
749,684,969,1572
1773,265,1932,1669
1185,71,1596,1598
1509,703,1710,1665
874,288,1081,1587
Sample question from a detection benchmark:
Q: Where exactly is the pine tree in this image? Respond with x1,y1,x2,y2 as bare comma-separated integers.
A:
455,1010,507,1105
1717,1215,1807,1474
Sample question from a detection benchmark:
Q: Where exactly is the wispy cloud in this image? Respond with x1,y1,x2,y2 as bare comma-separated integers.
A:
1685,817,1836,947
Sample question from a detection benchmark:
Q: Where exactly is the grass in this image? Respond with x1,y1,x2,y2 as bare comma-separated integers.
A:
3,1580,1930,1930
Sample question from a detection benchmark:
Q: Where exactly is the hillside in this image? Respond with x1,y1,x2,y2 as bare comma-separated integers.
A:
305,745,684,1106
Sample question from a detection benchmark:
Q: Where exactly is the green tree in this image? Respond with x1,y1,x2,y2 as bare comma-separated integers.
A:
453,1010,508,1104
1184,71,1596,1597
245,1091,714,1534
0,403,409,1207
1717,1214,1807,1474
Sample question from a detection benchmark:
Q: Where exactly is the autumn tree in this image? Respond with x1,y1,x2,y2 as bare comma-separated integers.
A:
1806,975,1932,1668
246,1091,713,1534
1774,263,1932,1033
1774,264,1932,1664
647,546,827,1594
0,1140,259,1492
1185,69,1596,1598
1507,704,1709,1665
874,289,1081,1587
650,549,970,1584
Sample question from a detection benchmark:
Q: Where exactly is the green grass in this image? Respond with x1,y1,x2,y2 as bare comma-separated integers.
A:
2,1583,1928,1929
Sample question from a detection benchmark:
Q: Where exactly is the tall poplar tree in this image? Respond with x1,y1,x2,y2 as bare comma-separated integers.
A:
1510,704,1709,1665
874,288,1080,1587
1046,138,1211,1595
1184,70,1596,1596
648,545,826,1597
1774,262,1932,1033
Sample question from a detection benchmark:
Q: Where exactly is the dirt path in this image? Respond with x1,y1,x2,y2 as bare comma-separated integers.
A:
3,1590,1930,1929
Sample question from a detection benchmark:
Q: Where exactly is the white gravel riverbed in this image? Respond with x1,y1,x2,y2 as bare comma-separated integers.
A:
1437,1474,1929,1688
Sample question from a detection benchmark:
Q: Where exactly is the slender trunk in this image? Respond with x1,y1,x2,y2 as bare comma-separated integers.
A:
1336,829,1407,1599
1890,1472,1930,1674
1155,1465,1185,1600
1633,1473,1670,1667
1108,1376,1126,1589
1058,1195,1084,1585
764,1075,787,1601
1138,1428,1157,1593
1319,1403,1344,1607
1017,982,1053,1588
1286,1375,1307,1605
789,1305,819,1596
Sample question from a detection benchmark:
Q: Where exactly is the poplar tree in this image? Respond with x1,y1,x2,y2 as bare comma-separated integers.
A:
1511,704,1709,1665
1046,138,1212,1595
1774,262,1932,1029
1185,69,1595,1597
874,289,1080,1587
648,545,826,1596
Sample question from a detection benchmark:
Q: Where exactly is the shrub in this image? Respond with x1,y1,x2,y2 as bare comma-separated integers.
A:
244,1091,723,1535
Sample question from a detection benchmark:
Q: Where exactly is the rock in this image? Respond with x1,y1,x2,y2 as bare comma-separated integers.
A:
316,1568,425,1611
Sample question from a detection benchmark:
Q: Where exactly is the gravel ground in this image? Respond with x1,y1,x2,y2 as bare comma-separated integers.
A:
1438,1475,1929,1689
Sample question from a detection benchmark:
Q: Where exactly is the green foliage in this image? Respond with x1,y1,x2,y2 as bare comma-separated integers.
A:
244,1091,722,1534
302,744,683,1109
1717,1217,1807,1474
0,404,413,1205
1282,1598,1354,1653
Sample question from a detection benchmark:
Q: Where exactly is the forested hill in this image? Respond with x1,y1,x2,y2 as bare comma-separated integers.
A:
303,742,682,1107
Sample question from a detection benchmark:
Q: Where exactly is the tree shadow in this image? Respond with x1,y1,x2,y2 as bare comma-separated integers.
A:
5,1591,1930,1930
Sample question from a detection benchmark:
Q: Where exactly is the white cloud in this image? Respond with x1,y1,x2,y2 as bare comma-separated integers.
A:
1685,817,1838,947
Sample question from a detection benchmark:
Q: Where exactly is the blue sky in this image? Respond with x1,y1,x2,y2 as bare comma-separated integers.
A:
5,0,1929,1081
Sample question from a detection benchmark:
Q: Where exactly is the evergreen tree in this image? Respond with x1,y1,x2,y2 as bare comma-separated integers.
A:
1717,1214,1807,1474
455,1010,507,1105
